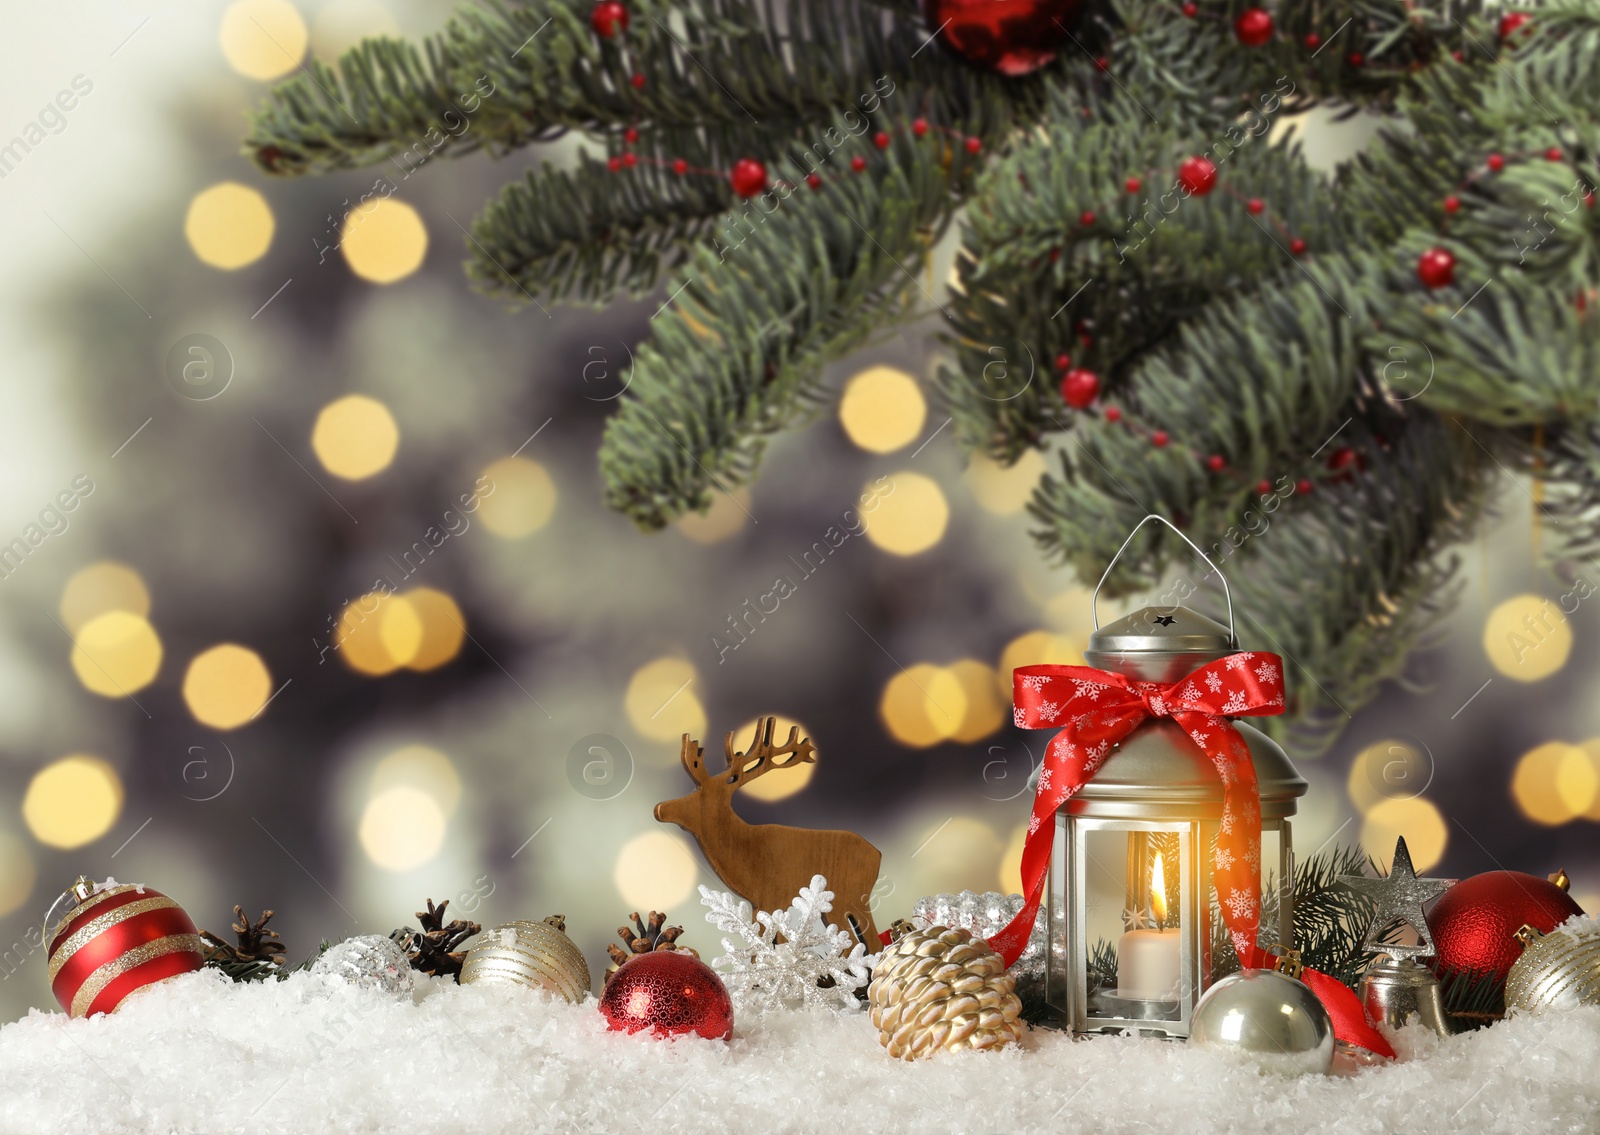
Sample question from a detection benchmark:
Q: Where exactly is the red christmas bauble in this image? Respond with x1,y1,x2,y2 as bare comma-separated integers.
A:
1499,11,1531,41
599,951,733,1039
924,0,1084,76
1427,871,1583,988
1060,368,1100,408
1234,7,1274,47
591,1,629,38
1417,247,1456,289
46,881,206,1018
730,159,768,198
1178,156,1217,196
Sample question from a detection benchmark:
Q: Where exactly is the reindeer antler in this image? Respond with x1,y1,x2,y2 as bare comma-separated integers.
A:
679,734,708,784
723,716,816,786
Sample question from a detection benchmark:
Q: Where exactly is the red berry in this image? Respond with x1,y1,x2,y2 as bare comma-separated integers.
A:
1246,197,1264,214
623,126,639,144
1094,56,1109,72
730,158,768,198
1177,156,1218,196
1151,430,1170,448
851,155,867,172
1234,7,1274,47
1290,238,1307,255
1451,49,1464,62
1080,210,1096,226
1499,12,1531,41
1304,33,1321,49
622,152,637,168
1181,2,1197,16
1487,152,1504,171
630,72,647,88
1125,176,1142,193
1546,146,1564,161
591,0,629,38
1327,446,1355,471
874,131,890,150
965,136,982,154
1061,368,1101,409
1417,246,1456,289
806,173,822,190
1104,406,1123,423
607,155,623,172
1079,333,1094,349
1054,353,1072,372
672,158,688,175
1255,479,1273,496
1587,192,1596,208
1206,454,1226,472
912,118,928,138
1048,248,1060,262
1346,51,1364,67
1296,478,1313,495
1443,194,1460,213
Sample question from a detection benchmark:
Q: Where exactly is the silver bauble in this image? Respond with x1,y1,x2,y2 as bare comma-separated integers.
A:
1505,917,1600,1014
310,934,415,996
1188,968,1333,1076
912,891,1046,1012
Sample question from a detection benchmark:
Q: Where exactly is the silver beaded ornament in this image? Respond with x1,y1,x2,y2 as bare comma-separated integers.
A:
310,934,416,996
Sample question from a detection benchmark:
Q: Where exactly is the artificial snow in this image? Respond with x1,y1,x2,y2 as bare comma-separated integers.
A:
0,967,1594,1134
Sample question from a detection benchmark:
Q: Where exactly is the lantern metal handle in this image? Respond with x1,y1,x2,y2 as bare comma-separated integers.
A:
1090,514,1237,645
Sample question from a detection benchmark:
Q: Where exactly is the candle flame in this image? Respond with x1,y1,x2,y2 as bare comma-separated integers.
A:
1150,853,1168,925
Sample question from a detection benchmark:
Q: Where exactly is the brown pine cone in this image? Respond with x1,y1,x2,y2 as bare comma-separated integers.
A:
868,925,1023,1060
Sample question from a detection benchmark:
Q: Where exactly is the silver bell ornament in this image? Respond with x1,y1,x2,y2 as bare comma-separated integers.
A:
1505,917,1600,1014
1188,962,1334,1076
310,934,415,997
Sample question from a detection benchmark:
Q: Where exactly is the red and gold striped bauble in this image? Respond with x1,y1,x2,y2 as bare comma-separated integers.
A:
46,881,206,1018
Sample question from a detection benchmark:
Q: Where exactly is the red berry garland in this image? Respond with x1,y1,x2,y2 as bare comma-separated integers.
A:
1443,195,1460,213
1124,176,1141,193
1487,152,1505,171
806,173,823,190
851,155,867,172
1498,11,1531,42
965,136,982,154
1104,406,1122,422
1417,247,1456,289
1060,368,1100,409
1206,454,1226,472
1303,33,1321,50
874,131,891,150
912,118,929,137
1246,197,1264,214
1546,146,1564,161
1255,479,1272,496
730,158,768,198
1234,7,1273,47
1181,2,1197,16
591,0,629,38
1296,478,1313,495
1079,210,1096,226
1054,353,1072,372
1177,157,1217,196
1151,430,1170,448
672,158,689,175
1289,238,1307,256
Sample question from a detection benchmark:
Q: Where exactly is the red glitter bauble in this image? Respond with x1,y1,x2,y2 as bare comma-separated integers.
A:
591,0,629,38
1417,247,1456,289
1177,156,1217,196
923,0,1084,76
46,882,206,1019
1234,7,1273,47
599,951,733,1039
1060,368,1099,409
730,158,768,198
1427,872,1583,989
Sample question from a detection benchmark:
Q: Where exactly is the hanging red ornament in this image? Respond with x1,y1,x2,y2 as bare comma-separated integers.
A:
46,879,206,1018
1234,8,1274,47
1487,152,1505,171
623,126,639,144
1246,197,1264,214
599,951,734,1039
591,0,629,38
1417,247,1456,289
1427,871,1583,990
922,0,1084,76
1177,156,1217,196
730,158,768,198
1060,368,1100,409
1498,12,1531,42
672,158,688,175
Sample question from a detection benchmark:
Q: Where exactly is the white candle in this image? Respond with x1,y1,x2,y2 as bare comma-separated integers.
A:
1117,927,1181,1000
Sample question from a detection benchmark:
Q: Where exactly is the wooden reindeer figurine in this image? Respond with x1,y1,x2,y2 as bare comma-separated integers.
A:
655,717,882,947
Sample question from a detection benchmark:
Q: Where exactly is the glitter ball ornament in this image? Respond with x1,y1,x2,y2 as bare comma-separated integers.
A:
1428,871,1584,990
1189,968,1334,1076
911,891,1046,1013
599,950,733,1039
1505,917,1600,1013
869,925,1024,1060
923,0,1084,77
462,915,591,1002
310,935,415,997
45,878,206,1019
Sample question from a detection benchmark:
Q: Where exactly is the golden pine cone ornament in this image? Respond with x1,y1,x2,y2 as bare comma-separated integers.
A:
868,925,1023,1059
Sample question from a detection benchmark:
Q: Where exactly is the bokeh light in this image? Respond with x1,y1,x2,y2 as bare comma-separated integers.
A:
184,182,275,270
729,715,814,802
1511,741,1598,826
880,664,968,748
948,659,1007,743
371,745,461,818
623,657,706,744
336,591,419,675
964,450,1047,516
23,756,123,849
310,0,399,61
59,561,150,634
838,366,926,453
1483,594,1571,681
999,822,1027,893
71,611,162,697
477,456,557,538
311,394,399,480
0,833,36,917
864,472,949,556
1360,796,1447,872
676,487,751,544
341,198,428,284
1346,738,1428,815
1580,739,1600,821
359,786,446,871
903,815,1002,896
613,831,698,909
378,593,423,666
997,630,1080,695
219,0,307,79
183,644,273,730
400,588,466,671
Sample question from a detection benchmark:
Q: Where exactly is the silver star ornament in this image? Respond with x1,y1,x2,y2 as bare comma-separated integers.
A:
1338,835,1454,960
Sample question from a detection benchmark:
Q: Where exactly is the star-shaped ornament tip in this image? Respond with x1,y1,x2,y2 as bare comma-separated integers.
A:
1338,836,1454,960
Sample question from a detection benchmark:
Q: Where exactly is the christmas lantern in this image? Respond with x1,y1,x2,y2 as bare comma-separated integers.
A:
45,877,207,1018
987,515,1305,1039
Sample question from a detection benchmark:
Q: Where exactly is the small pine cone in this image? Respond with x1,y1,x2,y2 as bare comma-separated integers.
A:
868,926,1023,1060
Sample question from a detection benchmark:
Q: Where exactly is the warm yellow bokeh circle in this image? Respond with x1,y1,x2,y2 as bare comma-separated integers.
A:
341,198,428,284
60,562,150,634
623,657,705,743
1346,738,1429,815
312,395,399,480
998,630,1081,696
838,366,926,454
185,182,275,270
0,832,36,917
401,588,466,671
310,0,400,61
23,756,124,849
614,831,699,909
372,745,461,818
220,0,309,80
1361,796,1447,872
1512,741,1599,826
880,664,968,748
183,644,273,729
864,472,949,556
477,457,556,538
71,611,162,697
359,786,446,871
730,715,815,802
965,450,1047,516
1483,594,1571,681
677,487,751,544
337,591,417,675
947,659,1007,743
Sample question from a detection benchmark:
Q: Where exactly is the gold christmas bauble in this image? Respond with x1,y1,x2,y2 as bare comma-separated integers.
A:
868,924,1023,1060
459,915,590,1003
1505,918,1600,1014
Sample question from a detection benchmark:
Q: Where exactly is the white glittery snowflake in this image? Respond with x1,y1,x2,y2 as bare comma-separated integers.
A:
699,874,876,1017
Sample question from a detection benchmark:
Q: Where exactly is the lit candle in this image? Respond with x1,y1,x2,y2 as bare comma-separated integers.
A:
1117,852,1181,1000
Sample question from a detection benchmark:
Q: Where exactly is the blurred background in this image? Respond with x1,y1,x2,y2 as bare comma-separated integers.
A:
0,0,1595,1020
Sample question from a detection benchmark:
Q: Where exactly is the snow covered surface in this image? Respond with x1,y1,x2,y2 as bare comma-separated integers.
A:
0,968,1595,1134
